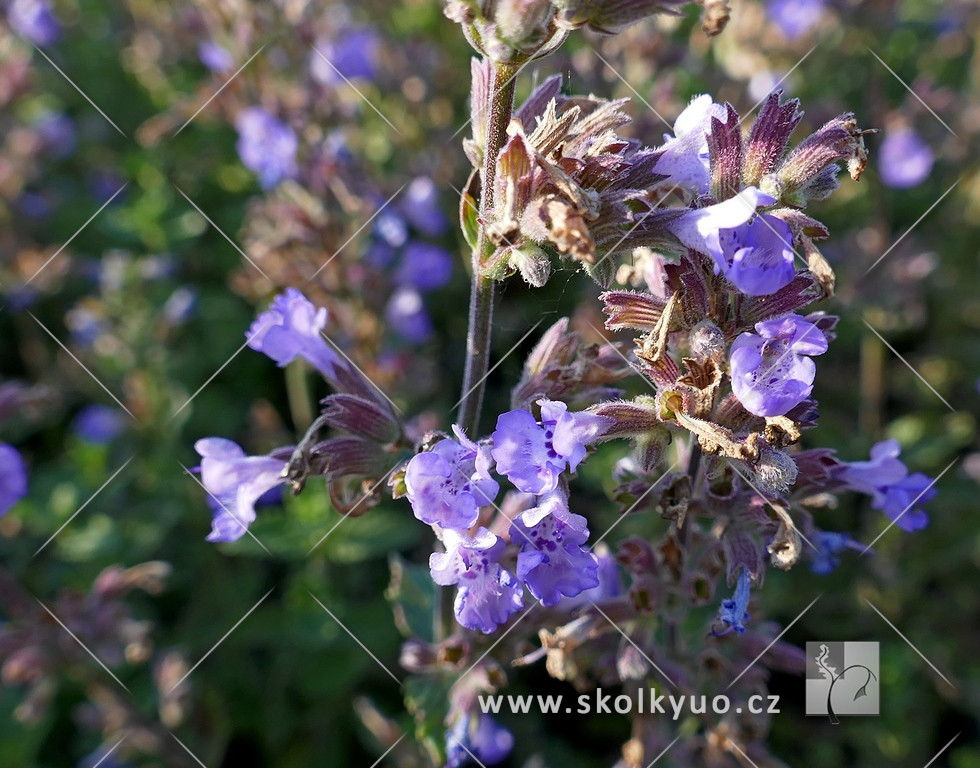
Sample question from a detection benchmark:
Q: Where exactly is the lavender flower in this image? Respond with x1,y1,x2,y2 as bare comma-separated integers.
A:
247,289,340,378
767,0,826,39
429,528,524,633
405,426,499,529
878,128,934,189
666,187,776,264
401,177,449,237
8,0,61,46
385,287,433,343
839,439,935,531
0,444,28,517
446,712,514,768
198,41,234,72
311,29,378,84
653,94,726,195
810,531,863,575
235,107,298,189
72,405,126,444
729,314,828,417
716,214,797,295
195,438,287,542
395,242,453,291
511,489,599,606
34,111,75,158
491,399,608,495
714,568,751,635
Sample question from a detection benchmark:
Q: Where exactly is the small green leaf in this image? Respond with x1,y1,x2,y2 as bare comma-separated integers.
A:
460,168,480,252
853,683,869,701
386,554,437,642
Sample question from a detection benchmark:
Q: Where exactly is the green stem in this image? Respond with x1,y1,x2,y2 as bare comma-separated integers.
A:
457,61,519,438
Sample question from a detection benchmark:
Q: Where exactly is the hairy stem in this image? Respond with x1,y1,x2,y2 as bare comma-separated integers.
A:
457,61,519,438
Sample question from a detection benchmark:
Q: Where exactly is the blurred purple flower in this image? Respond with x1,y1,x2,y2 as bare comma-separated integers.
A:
72,405,126,444
839,439,935,531
666,187,775,263
729,314,828,417
235,107,298,189
511,489,599,607
311,29,379,83
810,531,863,575
430,528,524,633
374,210,409,248
878,128,934,189
247,288,340,378
385,286,432,343
405,426,499,529
8,0,61,46
491,399,608,495
78,744,130,768
767,0,826,40
87,171,127,204
162,287,196,326
396,242,453,291
0,444,28,517
401,177,449,236
15,192,52,220
713,568,751,635
198,41,234,72
35,111,75,158
194,437,287,542
446,712,514,768
653,94,725,195
715,214,797,296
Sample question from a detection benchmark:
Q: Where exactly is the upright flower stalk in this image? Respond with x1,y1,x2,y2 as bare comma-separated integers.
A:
458,61,519,437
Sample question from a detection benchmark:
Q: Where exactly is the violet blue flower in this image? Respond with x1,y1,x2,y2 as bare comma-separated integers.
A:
839,439,935,531
396,242,453,291
235,107,298,189
446,712,514,768
72,405,126,444
653,95,726,195
879,128,934,189
0,444,28,517
246,288,340,378
810,531,864,575
35,111,75,158
715,214,797,295
666,187,776,264
194,437,287,542
8,0,61,46
491,399,608,495
713,568,751,635
401,177,449,236
198,41,234,72
511,489,599,607
429,528,524,633
405,426,499,529
374,210,409,248
767,0,826,39
385,287,433,343
311,29,378,84
730,314,828,417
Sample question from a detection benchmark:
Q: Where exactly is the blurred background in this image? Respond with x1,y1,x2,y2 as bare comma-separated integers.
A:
0,0,977,765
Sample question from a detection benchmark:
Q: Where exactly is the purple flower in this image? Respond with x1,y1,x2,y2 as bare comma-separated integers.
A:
767,0,826,39
385,287,433,343
715,215,797,296
879,128,934,189
511,489,599,607
235,107,298,189
730,314,828,417
194,437,287,542
405,426,499,530
430,528,524,633
34,111,76,158
396,242,453,291
311,29,378,84
839,439,935,531
8,0,61,46
491,399,608,495
198,41,234,72
374,210,409,248
810,531,863,575
162,287,196,326
247,289,340,378
446,712,514,768
72,405,126,444
0,444,28,517
714,568,751,635
401,177,449,237
653,94,726,195
666,187,776,264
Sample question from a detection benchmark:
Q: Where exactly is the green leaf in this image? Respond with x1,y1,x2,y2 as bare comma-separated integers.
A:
405,675,454,766
853,683,869,701
459,168,480,252
386,554,437,642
